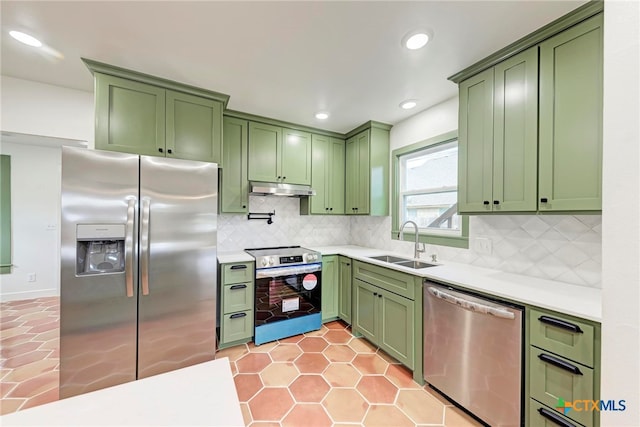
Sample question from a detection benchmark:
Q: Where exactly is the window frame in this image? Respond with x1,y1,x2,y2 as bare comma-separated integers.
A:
391,130,469,249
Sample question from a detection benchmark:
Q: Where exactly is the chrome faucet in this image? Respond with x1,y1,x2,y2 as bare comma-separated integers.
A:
399,220,425,259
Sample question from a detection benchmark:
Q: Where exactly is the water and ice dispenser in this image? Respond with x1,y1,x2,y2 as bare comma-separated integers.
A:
76,224,126,275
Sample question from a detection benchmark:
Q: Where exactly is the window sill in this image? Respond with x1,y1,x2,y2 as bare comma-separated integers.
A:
390,231,469,249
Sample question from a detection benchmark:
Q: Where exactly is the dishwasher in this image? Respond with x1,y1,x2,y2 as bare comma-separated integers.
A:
423,281,523,427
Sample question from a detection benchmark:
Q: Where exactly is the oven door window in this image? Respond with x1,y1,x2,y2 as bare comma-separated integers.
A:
255,271,322,326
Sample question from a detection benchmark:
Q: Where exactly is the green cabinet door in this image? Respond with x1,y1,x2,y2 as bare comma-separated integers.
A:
329,138,346,214
356,130,371,214
345,136,358,214
338,256,352,324
493,47,538,212
248,122,281,182
221,117,249,213
539,14,603,211
322,256,339,322
166,90,222,163
282,128,312,185
353,278,377,342
307,134,330,214
95,73,165,157
458,68,494,213
378,287,414,369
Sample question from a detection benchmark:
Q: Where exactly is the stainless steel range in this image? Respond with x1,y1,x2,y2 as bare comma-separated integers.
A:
245,246,322,345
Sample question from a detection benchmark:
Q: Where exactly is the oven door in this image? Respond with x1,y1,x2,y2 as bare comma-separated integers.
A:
255,263,322,326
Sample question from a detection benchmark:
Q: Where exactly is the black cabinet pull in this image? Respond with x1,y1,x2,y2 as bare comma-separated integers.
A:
378,294,382,298
282,176,286,180
242,205,246,209
541,197,549,203
325,207,329,211
483,201,490,205
329,208,333,211
230,312,247,319
346,263,350,266
538,407,577,427
158,148,164,153
538,353,583,375
230,284,247,290
277,176,281,179
538,316,583,334
167,149,173,154
373,292,378,296
230,264,247,270
493,200,500,205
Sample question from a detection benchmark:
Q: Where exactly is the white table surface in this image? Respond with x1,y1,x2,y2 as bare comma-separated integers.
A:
1,358,244,427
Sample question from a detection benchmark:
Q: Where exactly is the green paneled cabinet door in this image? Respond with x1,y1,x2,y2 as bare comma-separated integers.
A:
538,14,603,211
338,257,352,324
248,122,281,182
221,117,249,213
378,286,414,368
95,73,166,157
166,90,222,163
302,135,345,214
282,128,312,185
353,279,377,341
321,256,339,322
329,138,346,214
345,130,370,214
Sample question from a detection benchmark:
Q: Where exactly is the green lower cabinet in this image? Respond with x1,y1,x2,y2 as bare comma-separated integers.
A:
338,257,352,324
353,279,377,341
529,398,582,427
221,311,254,345
218,261,255,349
321,256,339,322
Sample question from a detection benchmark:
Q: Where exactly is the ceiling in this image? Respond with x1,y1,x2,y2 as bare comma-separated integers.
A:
1,1,587,134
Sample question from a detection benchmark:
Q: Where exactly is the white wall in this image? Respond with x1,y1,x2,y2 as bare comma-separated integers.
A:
601,0,640,424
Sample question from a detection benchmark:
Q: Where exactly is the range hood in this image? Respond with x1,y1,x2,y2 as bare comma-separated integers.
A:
250,181,316,197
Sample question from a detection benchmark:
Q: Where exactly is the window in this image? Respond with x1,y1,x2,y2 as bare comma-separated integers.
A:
392,131,468,248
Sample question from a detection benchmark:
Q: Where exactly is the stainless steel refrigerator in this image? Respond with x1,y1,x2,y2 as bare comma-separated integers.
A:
60,146,218,398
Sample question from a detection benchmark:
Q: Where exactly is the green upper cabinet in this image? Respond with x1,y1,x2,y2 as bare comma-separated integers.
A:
247,122,311,185
458,46,538,214
220,116,249,213
345,123,390,216
538,14,603,211
87,59,229,164
301,134,345,215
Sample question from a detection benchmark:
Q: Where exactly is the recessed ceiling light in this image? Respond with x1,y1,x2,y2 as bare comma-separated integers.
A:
402,30,431,50
9,30,42,47
315,112,329,120
400,100,418,110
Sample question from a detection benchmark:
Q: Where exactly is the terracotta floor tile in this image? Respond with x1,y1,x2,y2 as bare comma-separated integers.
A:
0,398,25,415
396,389,446,424
20,387,59,410
0,341,42,359
7,371,58,398
444,405,484,426
323,344,356,363
289,375,330,402
3,351,51,369
26,321,59,334
248,387,294,421
240,402,253,425
294,353,329,374
357,376,398,404
236,352,271,373
2,359,58,382
259,362,299,387
282,403,332,427
322,388,369,423
234,373,264,401
323,330,352,344
324,320,348,330
278,335,304,344
249,422,281,427
269,344,302,362
363,404,415,427
322,363,361,387
385,363,421,389
1,381,17,398
33,329,59,342
304,325,328,337
352,353,389,375
0,321,25,331
216,344,249,362
248,341,279,353
348,337,377,353
0,326,31,340
298,336,329,352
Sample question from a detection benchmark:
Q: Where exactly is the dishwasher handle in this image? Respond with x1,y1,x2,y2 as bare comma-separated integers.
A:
427,287,515,320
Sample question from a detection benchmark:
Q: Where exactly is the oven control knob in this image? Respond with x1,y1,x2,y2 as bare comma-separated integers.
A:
306,253,318,262
268,257,275,266
261,258,269,267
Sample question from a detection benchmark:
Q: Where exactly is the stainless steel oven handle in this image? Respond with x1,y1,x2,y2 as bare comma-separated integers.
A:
256,263,322,279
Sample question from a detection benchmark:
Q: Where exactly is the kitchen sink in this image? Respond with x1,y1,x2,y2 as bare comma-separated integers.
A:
368,255,410,263
367,255,437,270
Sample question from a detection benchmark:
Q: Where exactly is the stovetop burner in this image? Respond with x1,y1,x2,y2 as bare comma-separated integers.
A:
245,245,321,269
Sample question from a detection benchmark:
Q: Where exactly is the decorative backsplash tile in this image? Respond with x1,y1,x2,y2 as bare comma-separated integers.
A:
218,197,602,288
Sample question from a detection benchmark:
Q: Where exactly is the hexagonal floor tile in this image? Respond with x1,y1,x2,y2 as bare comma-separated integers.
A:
297,337,329,352
323,344,356,363
362,404,414,427
281,403,332,427
385,364,420,389
352,353,388,375
269,344,303,362
259,362,299,387
444,405,484,426
247,341,279,353
248,388,294,421
323,329,352,344
289,375,330,402
356,376,398,404
216,344,248,362
294,353,330,374
324,320,348,330
233,373,263,401
396,389,447,424
236,353,271,374
322,363,361,387
278,335,305,344
348,337,377,353
303,325,329,337
322,388,369,423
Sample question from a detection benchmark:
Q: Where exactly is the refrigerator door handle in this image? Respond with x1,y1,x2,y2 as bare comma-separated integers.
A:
125,198,136,298
141,198,151,296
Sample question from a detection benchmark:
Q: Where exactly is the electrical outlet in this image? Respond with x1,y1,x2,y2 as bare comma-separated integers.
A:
475,237,493,255
27,273,36,282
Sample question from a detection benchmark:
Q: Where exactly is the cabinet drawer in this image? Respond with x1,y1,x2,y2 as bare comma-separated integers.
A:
530,347,594,427
529,398,581,427
222,262,254,284
222,311,254,343
353,261,415,300
223,283,253,314
530,308,595,366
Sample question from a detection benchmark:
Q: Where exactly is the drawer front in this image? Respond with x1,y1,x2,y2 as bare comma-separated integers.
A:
353,260,415,300
530,347,594,427
529,398,581,427
530,308,595,366
222,311,254,343
223,282,253,314
222,262,254,284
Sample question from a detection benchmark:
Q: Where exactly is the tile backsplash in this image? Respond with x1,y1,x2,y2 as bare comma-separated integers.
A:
218,197,602,288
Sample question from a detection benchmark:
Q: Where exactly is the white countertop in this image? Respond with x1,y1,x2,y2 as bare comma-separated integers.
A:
217,250,254,264
311,245,602,322
0,358,244,427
